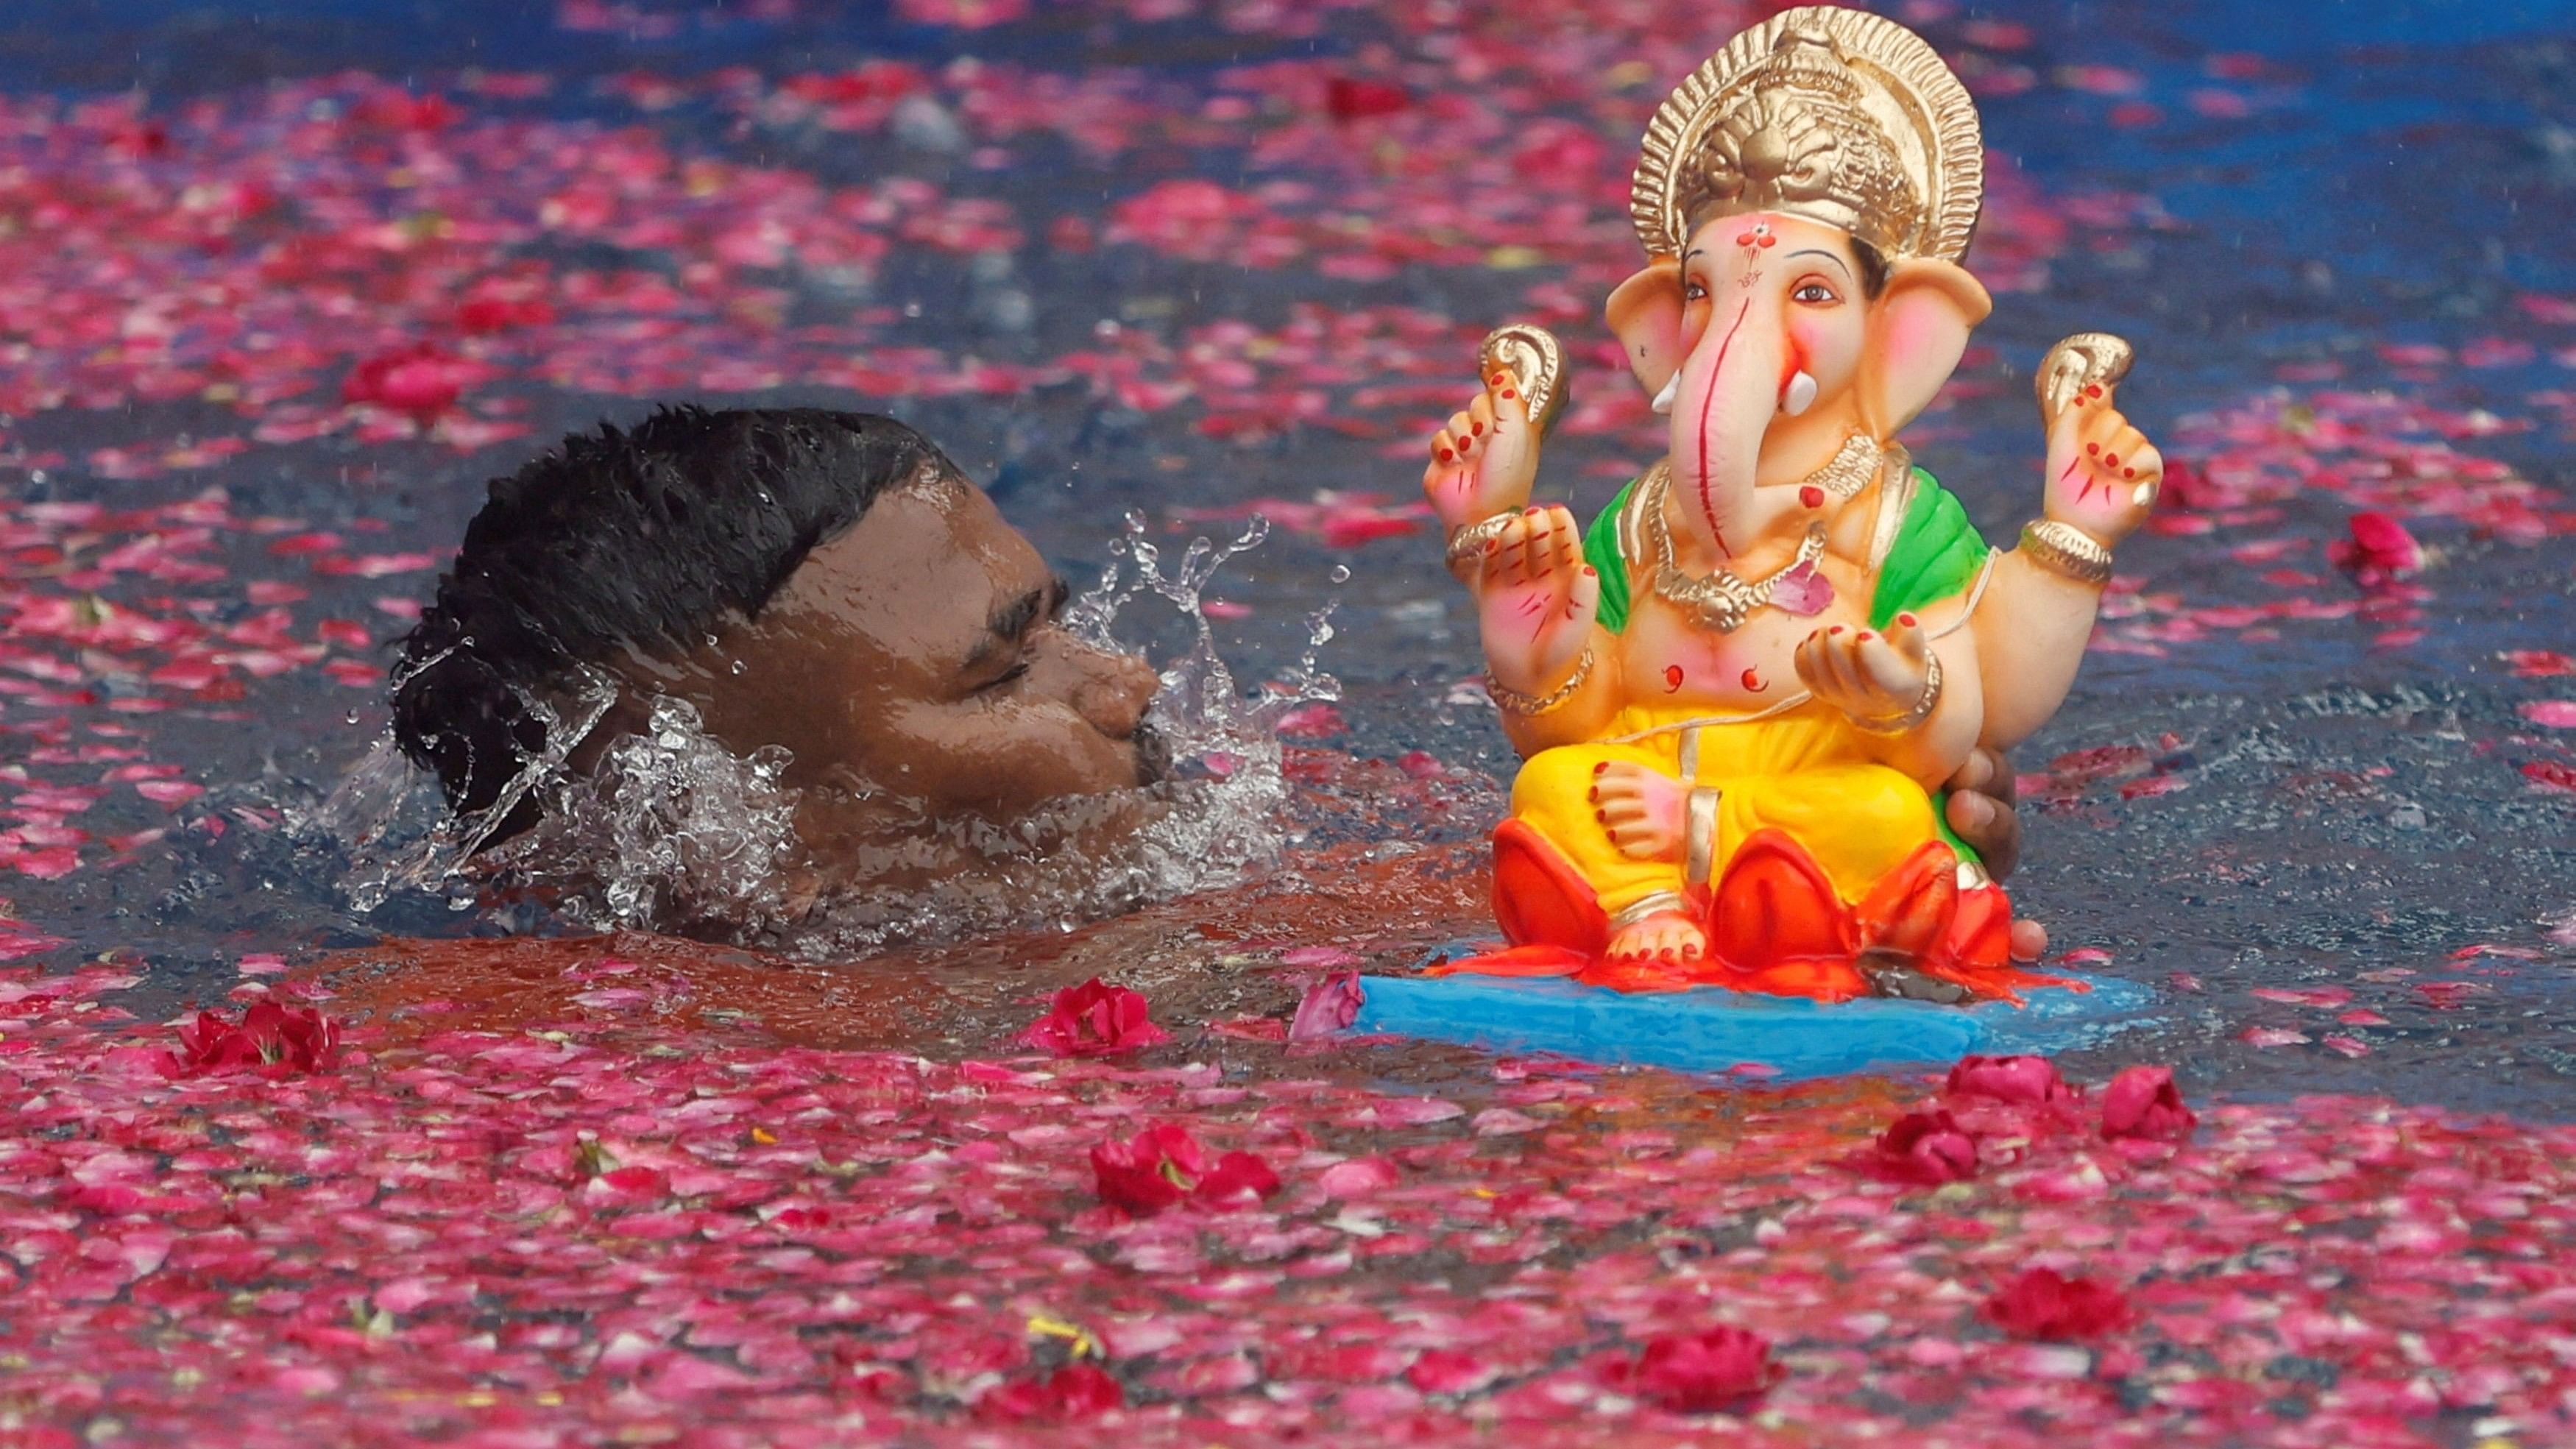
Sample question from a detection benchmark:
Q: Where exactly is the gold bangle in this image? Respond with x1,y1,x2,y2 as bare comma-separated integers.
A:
2020,519,2115,587
1487,648,1594,718
1853,651,1942,735
1608,890,1691,932
1444,513,1518,581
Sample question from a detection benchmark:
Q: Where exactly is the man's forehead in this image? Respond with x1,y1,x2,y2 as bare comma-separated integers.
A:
777,473,1047,648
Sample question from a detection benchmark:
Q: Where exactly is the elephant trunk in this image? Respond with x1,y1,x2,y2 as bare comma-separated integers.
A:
1668,294,1794,563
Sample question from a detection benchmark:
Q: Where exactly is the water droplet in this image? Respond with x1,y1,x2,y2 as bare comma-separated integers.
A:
1328,564,1352,584
729,659,747,676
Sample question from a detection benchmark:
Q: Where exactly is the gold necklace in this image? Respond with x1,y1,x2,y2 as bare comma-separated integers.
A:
1644,436,1875,633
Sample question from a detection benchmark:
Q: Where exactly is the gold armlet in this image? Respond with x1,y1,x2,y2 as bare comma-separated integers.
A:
2019,519,2115,587
1853,651,1942,736
1487,648,1595,718
1444,514,1518,582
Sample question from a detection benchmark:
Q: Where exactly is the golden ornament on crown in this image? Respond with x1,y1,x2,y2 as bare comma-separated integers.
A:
1630,5,1986,265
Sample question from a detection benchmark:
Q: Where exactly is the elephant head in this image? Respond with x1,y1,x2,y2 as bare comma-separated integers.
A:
1604,210,1991,563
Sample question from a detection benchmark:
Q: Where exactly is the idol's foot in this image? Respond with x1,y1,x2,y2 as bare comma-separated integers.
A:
1605,910,1706,965
1589,760,1685,862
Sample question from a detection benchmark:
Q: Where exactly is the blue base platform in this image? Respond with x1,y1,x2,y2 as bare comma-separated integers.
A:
1348,971,2156,1081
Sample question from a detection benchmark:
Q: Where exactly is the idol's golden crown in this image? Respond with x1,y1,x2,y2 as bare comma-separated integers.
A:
1632,7,1983,264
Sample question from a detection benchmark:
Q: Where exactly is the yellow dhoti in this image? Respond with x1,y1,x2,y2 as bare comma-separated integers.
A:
1508,704,1945,919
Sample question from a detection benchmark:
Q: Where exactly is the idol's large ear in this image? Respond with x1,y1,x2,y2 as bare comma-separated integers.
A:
1604,257,1686,397
1858,258,1992,439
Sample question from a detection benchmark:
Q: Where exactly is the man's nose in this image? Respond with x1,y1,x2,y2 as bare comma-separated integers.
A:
1073,648,1159,739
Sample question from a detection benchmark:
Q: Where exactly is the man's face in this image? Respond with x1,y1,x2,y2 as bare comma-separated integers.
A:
651,467,1162,820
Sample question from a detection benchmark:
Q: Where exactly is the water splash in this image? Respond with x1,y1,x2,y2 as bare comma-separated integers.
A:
299,520,1339,957
304,657,618,915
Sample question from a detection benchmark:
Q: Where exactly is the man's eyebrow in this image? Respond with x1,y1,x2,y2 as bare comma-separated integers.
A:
963,575,1069,671
1786,248,1853,278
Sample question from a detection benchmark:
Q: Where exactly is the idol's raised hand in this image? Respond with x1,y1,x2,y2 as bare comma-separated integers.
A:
1421,369,1539,531
1472,504,1599,700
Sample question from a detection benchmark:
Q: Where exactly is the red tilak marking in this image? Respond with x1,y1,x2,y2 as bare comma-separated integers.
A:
1694,297,1753,558
1663,664,1685,693
1741,667,1768,692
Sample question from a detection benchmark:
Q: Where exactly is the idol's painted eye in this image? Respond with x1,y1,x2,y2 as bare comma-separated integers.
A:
1791,280,1840,305
1683,280,1708,303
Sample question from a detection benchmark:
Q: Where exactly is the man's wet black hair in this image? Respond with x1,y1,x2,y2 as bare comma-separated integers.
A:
392,405,949,835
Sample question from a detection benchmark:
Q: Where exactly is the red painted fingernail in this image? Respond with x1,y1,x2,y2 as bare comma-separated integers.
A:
1857,631,1875,642
1525,505,1542,516
1490,372,1510,386
1500,389,1517,400
2074,397,2086,407
2086,383,2103,397
1593,762,1608,775
2123,467,2137,478
1594,810,1607,823
2087,443,2099,456
1582,566,1597,576
1897,612,1917,627
1830,626,1846,635
2103,453,2118,467
1800,484,1824,508
1437,448,1453,462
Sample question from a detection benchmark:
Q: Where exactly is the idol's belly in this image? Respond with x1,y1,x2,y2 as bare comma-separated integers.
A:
1617,594,1870,713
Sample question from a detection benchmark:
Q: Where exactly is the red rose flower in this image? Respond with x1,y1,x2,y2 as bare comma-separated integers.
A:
2329,510,2424,582
2157,456,2217,510
2099,1065,2196,1141
1089,1124,1279,1216
1325,77,1412,121
1983,1268,2133,1340
341,344,486,424
1945,1053,2073,1105
1613,1326,1779,1414
980,1362,1123,1422
1192,1149,1281,1209
1016,978,1171,1058
1869,1109,1978,1184
161,1001,339,1079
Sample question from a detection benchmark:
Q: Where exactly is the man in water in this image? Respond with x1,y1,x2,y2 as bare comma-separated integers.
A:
391,405,2039,949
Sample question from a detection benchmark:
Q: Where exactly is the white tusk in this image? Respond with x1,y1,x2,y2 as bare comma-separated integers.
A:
1783,369,1819,417
1649,372,1680,415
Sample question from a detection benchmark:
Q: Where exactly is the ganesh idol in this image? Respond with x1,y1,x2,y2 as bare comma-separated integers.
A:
1422,9,2161,1003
